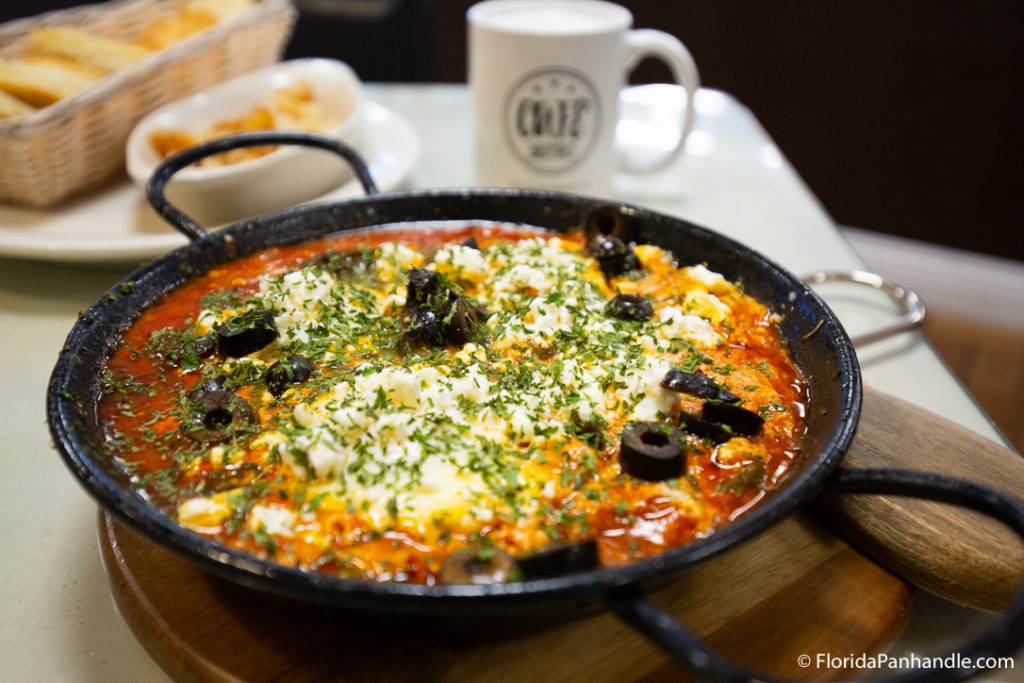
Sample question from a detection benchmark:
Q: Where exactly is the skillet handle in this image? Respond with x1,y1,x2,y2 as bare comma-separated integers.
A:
822,385,1024,612
146,130,379,241
803,270,926,346
612,470,1024,682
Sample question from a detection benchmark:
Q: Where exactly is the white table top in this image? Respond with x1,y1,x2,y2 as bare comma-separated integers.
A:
0,83,1016,681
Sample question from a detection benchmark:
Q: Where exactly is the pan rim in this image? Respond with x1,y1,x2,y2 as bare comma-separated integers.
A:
47,187,861,609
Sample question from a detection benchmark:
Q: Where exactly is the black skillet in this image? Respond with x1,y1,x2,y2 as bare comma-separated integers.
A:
47,132,1024,681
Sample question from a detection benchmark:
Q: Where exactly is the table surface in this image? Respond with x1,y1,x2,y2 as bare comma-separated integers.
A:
0,83,1017,681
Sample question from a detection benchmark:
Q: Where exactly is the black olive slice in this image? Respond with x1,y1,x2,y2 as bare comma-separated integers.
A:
400,307,444,350
443,298,472,345
265,355,315,397
590,235,641,278
189,374,230,397
606,293,653,321
661,368,740,403
470,301,490,321
619,421,687,481
702,402,765,437
216,309,278,357
442,297,485,346
406,267,439,308
439,546,516,585
584,205,627,243
678,411,733,444
570,415,606,449
517,540,599,579
182,389,256,443
460,236,480,250
192,333,217,359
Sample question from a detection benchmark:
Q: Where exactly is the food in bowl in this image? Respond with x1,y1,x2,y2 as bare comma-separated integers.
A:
147,81,343,167
125,58,367,226
96,221,805,585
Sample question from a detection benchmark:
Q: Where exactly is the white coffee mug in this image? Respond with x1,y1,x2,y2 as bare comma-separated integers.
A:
468,0,700,196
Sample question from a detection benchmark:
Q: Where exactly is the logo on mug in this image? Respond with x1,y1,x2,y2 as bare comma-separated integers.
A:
502,67,601,173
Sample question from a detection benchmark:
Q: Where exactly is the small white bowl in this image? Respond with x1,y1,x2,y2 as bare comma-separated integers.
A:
126,58,367,227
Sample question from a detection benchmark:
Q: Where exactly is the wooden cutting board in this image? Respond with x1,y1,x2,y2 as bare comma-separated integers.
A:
99,510,913,682
97,386,1024,682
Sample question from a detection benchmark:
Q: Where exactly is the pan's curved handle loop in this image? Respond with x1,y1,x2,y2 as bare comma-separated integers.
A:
146,130,379,242
613,469,1024,682
803,270,926,347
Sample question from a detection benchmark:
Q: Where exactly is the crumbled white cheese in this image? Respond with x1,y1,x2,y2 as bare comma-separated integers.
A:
683,290,732,324
620,357,680,422
492,263,558,293
434,244,490,282
178,496,230,533
259,269,338,343
657,306,722,347
237,235,751,534
249,504,297,536
524,297,575,334
684,264,732,294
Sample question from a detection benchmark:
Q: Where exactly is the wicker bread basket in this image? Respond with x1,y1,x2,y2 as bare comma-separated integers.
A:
0,0,297,208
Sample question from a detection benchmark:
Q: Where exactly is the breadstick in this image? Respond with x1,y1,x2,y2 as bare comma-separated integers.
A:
29,27,150,71
0,59,97,107
0,88,36,119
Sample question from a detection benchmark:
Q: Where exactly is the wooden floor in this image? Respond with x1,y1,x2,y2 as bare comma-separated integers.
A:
843,228,1024,453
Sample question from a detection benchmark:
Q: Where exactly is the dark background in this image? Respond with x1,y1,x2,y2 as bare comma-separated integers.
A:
419,0,1024,262
7,0,1023,261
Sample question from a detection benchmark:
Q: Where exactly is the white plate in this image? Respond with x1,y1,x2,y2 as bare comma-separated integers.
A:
0,101,420,263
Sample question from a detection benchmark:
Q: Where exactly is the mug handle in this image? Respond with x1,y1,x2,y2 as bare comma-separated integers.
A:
618,29,701,174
